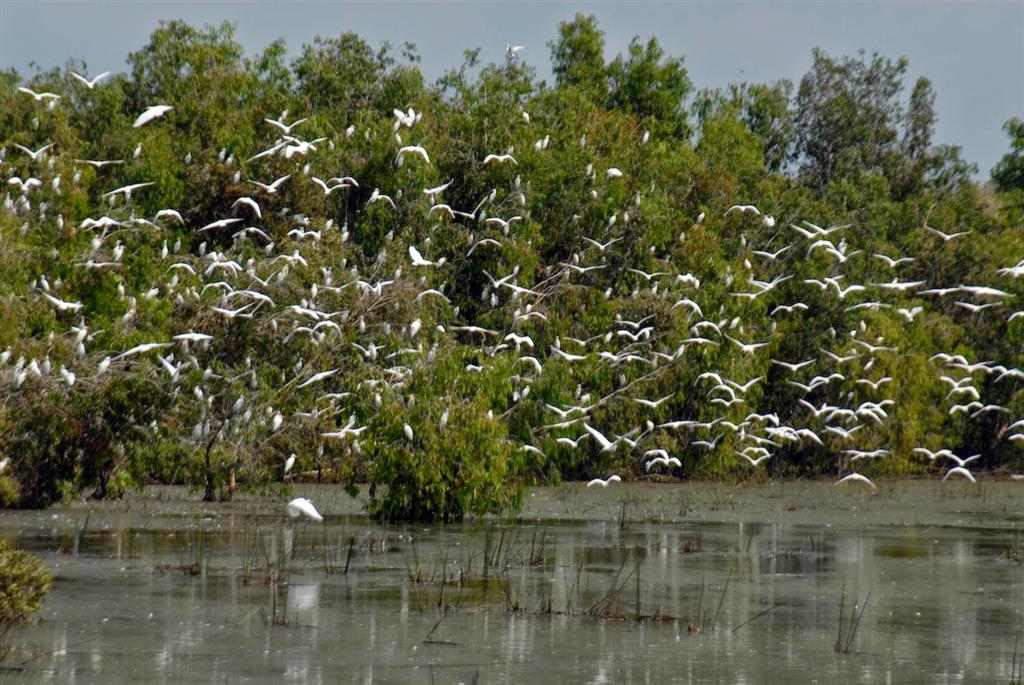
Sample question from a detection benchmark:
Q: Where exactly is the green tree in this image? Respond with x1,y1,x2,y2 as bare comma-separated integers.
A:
293,33,423,116
607,36,692,138
549,13,608,99
794,49,973,196
794,49,909,189
694,81,795,172
992,117,1024,192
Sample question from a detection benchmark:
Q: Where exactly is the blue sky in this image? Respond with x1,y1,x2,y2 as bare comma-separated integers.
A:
1,1,1020,175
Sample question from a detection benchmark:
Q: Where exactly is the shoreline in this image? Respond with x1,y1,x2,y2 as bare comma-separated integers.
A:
3,479,1022,531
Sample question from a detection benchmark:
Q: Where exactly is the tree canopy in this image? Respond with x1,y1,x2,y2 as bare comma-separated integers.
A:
0,17,1018,521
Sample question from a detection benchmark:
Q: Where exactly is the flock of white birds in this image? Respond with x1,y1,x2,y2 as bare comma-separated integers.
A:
4,65,1023,523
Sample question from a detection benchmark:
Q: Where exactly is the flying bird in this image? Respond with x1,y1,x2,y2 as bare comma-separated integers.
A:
133,105,173,128
70,71,111,89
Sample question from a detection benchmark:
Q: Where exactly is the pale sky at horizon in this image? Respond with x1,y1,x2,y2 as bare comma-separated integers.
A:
1,1,1021,176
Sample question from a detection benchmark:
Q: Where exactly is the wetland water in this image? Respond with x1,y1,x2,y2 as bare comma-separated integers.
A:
2,481,1024,683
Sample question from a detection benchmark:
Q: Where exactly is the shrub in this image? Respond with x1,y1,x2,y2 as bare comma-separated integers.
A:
356,352,528,521
364,396,523,521
0,540,52,661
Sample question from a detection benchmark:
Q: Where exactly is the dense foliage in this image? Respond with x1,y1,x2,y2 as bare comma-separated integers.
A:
0,540,52,661
0,17,1021,520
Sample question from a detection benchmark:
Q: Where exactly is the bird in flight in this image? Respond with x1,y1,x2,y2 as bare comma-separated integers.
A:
70,71,111,89
133,105,173,128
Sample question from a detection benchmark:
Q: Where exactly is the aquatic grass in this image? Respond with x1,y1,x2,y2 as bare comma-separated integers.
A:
404,539,424,584
710,569,733,631
688,573,706,632
586,557,631,619
1003,533,1024,564
157,528,207,576
1011,633,1021,685
834,585,871,654
264,569,288,627
731,602,781,634
422,613,458,647
55,512,90,557
527,530,548,567
321,534,356,575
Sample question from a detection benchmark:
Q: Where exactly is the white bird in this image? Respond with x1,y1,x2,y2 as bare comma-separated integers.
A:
586,475,622,488
264,116,308,134
368,188,396,209
198,218,244,232
645,454,681,471
725,335,769,355
581,236,623,253
753,246,792,261
671,298,703,317
248,175,291,194
8,176,43,193
133,105,173,128
556,435,588,449
912,447,956,461
873,253,914,268
232,197,262,219
284,454,296,475
173,332,213,344
944,453,981,468
771,359,815,373
70,71,111,89
633,394,673,409
942,466,976,483
412,176,452,195
741,453,772,467
896,306,924,322
102,182,154,200
75,158,124,169
13,143,54,161
582,423,617,452
726,204,762,216
396,145,430,165
925,225,971,242
17,87,61,102
835,473,877,490
483,153,518,165
112,342,172,361
41,292,83,313
297,369,339,389
409,245,441,267
155,209,185,225
286,497,323,522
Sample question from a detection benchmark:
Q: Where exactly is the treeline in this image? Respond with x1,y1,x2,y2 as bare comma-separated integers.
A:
0,16,1022,520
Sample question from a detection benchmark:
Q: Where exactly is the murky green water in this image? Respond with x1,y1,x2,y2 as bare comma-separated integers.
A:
2,482,1024,683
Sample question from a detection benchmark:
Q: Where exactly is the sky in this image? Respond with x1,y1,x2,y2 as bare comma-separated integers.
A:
1,1,1021,176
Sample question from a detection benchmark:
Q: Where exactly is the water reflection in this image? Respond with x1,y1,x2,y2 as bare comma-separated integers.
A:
2,489,1023,684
